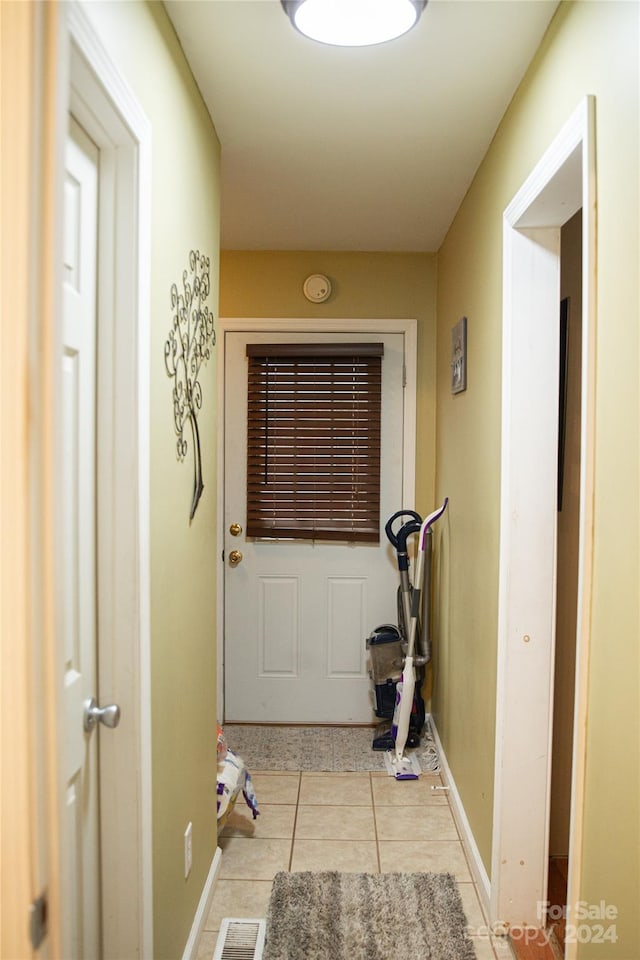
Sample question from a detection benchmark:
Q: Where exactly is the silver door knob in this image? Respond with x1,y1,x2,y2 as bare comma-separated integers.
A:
83,697,121,733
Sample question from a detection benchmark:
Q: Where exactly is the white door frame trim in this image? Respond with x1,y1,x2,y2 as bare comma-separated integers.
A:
216,317,417,718
491,97,596,948
59,5,153,957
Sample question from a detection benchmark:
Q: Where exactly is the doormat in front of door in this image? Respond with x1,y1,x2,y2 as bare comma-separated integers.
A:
222,723,440,774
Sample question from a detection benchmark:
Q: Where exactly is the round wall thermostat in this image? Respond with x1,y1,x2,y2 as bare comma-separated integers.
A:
303,274,332,303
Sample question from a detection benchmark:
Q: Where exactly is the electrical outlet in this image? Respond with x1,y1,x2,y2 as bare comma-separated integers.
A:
184,822,192,879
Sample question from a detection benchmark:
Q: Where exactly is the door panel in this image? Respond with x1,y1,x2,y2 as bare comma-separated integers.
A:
62,116,100,960
224,331,405,723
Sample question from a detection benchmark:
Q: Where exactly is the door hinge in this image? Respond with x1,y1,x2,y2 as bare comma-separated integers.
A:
402,363,407,387
29,893,48,951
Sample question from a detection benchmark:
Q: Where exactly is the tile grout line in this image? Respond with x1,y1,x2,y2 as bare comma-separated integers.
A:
369,772,382,874
287,771,302,872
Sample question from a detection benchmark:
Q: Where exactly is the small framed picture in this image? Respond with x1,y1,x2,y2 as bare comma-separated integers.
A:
451,316,467,394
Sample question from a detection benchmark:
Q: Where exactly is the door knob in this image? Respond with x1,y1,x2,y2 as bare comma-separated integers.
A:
229,550,243,567
229,522,243,536
83,697,121,733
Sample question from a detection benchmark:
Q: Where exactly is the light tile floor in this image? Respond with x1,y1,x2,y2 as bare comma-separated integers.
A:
196,770,513,960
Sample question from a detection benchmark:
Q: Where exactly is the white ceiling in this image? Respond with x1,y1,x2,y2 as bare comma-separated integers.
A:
164,0,560,252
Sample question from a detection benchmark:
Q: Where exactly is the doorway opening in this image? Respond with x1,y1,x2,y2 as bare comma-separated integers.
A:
547,210,583,956
491,97,596,954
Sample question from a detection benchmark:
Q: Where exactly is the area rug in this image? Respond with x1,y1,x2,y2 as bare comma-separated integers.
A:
263,871,476,960
223,723,440,774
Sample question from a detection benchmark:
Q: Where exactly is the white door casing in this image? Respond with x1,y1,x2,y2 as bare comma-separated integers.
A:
491,98,596,945
220,320,417,723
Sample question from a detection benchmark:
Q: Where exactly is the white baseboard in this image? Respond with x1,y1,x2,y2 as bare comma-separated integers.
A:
182,846,223,960
428,715,492,916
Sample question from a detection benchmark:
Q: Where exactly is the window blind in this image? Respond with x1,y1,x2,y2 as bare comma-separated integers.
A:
246,342,384,542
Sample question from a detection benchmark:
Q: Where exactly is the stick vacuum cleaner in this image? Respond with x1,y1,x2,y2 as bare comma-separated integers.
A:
386,499,449,779
367,510,426,751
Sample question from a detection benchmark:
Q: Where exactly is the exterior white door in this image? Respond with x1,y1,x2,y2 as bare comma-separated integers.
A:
224,330,407,723
61,116,101,959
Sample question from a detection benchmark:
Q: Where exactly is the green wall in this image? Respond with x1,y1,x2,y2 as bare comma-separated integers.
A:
81,3,221,957
435,2,639,956
220,250,438,512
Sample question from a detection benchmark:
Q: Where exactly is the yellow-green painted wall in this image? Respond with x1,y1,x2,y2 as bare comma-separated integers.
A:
220,251,438,512
81,3,221,957
435,2,639,956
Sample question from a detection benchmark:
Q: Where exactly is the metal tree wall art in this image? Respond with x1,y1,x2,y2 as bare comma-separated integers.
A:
164,250,216,522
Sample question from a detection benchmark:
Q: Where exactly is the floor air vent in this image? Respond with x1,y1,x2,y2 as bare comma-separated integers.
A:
212,918,266,960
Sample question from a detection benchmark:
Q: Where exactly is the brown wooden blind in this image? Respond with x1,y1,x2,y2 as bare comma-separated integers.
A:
246,343,384,542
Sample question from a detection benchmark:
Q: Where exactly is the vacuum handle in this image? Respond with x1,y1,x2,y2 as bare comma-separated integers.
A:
384,510,422,549
395,519,422,556
395,519,423,574
419,497,449,550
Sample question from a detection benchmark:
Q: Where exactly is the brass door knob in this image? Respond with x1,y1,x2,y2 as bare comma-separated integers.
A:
229,523,243,536
229,550,243,567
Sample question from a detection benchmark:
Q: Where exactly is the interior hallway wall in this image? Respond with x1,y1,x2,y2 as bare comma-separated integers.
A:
81,3,221,956
220,251,438,513
434,3,639,956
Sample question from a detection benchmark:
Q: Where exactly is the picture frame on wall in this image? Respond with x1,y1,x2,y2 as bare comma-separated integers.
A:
451,315,467,394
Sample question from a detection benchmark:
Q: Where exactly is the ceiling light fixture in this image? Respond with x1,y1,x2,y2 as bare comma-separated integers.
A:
281,0,427,48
